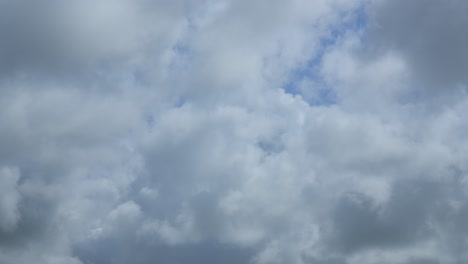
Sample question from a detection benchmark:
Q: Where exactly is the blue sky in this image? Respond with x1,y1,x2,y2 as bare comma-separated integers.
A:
283,3,368,106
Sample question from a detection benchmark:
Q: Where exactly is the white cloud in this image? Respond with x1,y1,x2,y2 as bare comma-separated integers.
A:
1,0,468,264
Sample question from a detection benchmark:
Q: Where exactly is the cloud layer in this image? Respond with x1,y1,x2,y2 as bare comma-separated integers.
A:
1,0,468,263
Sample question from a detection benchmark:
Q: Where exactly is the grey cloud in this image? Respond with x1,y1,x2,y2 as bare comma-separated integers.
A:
2,0,468,264
0,167,21,232
75,239,255,264
367,0,468,95
329,179,437,253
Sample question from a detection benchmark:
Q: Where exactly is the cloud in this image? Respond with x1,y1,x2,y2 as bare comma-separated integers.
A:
366,0,468,98
0,167,21,232
1,0,468,263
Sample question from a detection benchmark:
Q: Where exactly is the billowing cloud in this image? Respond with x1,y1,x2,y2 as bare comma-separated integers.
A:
1,0,468,263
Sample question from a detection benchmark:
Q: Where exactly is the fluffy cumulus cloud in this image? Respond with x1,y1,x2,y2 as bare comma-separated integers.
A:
1,0,468,263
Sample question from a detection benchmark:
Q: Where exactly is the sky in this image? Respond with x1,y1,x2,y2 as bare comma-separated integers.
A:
1,0,468,263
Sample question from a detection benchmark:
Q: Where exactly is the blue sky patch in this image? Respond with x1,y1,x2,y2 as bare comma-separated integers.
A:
283,4,368,106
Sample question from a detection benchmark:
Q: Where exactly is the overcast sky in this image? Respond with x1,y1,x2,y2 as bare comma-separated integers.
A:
1,0,468,263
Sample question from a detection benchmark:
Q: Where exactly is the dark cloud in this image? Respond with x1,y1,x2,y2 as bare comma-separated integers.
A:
75,239,256,264
329,179,438,253
367,0,468,94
